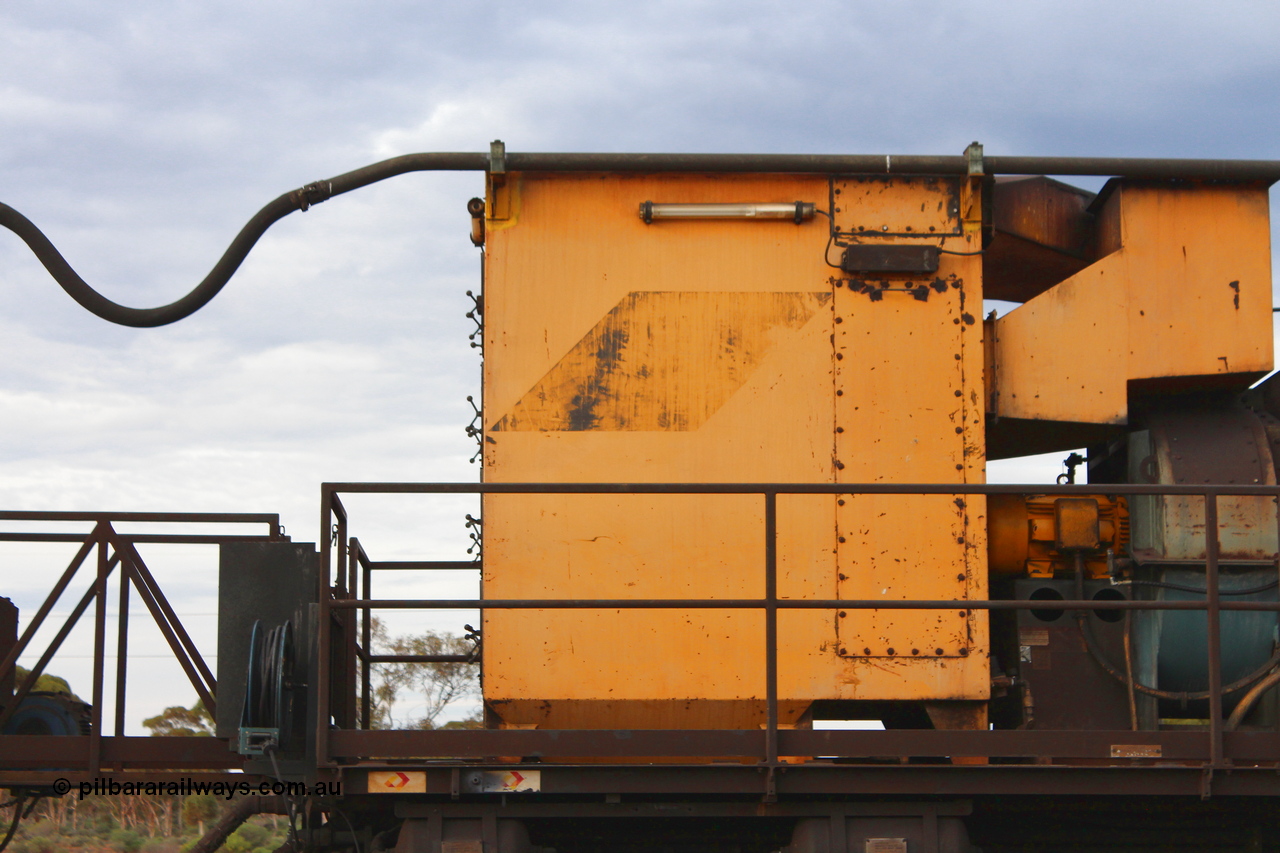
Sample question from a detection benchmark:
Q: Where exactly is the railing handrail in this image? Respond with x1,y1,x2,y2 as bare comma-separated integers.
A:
322,481,1280,496
321,480,1277,780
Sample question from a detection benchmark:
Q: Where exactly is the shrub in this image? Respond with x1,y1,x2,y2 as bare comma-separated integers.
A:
110,828,146,853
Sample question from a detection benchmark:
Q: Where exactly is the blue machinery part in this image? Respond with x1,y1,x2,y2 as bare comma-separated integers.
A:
1,692,90,737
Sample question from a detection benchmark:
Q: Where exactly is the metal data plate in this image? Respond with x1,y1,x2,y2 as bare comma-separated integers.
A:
865,840,907,853
461,769,542,793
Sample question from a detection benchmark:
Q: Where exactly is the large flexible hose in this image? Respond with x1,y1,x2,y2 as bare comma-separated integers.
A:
1225,666,1280,730
0,152,486,327
1072,554,1280,702
8,150,1280,327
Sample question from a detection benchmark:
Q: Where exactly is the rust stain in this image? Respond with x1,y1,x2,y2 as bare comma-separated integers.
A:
494,291,830,431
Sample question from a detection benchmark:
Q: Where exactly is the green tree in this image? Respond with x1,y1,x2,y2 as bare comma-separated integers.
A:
110,827,146,852
143,700,214,737
13,665,80,699
367,620,479,729
180,796,219,837
223,822,269,853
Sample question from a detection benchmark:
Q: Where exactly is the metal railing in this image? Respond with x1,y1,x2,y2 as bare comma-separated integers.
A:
319,482,1280,788
0,511,280,777
3,484,1279,791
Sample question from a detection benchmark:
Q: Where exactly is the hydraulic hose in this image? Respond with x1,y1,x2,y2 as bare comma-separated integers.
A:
1073,554,1280,703
6,148,1280,327
1225,666,1280,730
0,152,486,328
1117,577,1280,596
1077,593,1280,702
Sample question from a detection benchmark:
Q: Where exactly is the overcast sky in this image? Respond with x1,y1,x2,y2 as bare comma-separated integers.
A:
3,1,1280,731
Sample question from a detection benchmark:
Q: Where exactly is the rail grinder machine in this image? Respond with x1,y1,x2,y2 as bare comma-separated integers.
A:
4,145,1280,853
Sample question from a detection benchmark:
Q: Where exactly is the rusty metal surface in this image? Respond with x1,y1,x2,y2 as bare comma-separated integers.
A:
326,727,1280,762
0,511,280,523
1013,579,1135,731
984,177,1097,303
990,182,1274,439
1132,408,1280,563
344,762,1280,797
0,734,244,768
991,177,1096,256
0,512,278,777
393,802,975,819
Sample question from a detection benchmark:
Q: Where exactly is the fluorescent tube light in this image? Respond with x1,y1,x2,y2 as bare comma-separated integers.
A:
639,201,815,224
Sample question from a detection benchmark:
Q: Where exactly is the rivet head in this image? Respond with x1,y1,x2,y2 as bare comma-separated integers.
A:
887,647,896,655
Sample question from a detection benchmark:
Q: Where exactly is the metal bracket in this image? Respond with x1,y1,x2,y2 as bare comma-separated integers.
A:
965,141,984,176
486,140,511,220
833,276,953,302
763,764,777,804
489,140,506,176
237,727,279,756
961,141,984,235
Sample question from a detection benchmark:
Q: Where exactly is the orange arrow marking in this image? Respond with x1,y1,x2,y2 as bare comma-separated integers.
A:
385,772,410,789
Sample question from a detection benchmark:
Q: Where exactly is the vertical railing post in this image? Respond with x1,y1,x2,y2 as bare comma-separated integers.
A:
361,545,373,730
764,491,778,798
343,530,358,727
114,559,131,754
1204,491,1223,770
317,487,333,767
89,524,109,773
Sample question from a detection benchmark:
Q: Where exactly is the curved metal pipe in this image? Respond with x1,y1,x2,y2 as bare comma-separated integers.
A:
189,795,288,853
507,152,1280,180
0,152,486,328
5,148,1280,327
1225,666,1280,731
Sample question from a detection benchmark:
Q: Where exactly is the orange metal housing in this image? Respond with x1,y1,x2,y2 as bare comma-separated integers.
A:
480,171,989,730
987,181,1274,454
